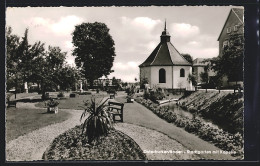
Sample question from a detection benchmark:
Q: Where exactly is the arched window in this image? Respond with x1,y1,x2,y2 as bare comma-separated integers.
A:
159,68,166,83
180,68,185,77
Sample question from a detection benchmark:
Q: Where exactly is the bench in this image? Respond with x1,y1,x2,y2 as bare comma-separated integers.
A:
7,99,16,108
108,101,124,122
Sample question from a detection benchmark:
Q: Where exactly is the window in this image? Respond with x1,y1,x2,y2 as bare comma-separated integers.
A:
180,68,185,77
234,25,239,31
223,40,229,48
227,27,232,33
159,68,166,83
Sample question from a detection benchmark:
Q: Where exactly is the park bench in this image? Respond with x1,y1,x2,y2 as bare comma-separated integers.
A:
7,99,16,108
108,101,124,122
107,90,117,99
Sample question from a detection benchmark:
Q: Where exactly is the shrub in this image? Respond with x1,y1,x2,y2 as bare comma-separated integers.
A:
47,99,59,107
144,87,166,103
134,97,243,158
80,97,114,144
57,91,65,98
70,93,77,98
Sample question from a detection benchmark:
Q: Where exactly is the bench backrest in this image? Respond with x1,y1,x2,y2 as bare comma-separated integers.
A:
108,101,124,108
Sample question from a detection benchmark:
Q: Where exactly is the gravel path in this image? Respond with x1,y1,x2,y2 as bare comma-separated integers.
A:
115,123,199,160
6,105,84,161
5,100,200,161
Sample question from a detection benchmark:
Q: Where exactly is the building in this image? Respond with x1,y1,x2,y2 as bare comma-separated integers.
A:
218,8,244,57
192,58,215,85
93,78,122,88
217,8,244,87
139,21,192,90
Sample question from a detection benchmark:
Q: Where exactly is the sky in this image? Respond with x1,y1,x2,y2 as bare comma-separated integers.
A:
6,6,243,82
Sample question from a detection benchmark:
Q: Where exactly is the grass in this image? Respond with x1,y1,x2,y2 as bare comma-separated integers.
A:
43,125,147,160
6,107,71,142
35,94,109,110
7,92,39,101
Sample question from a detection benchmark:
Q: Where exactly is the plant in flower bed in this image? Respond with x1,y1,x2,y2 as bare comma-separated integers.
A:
143,87,165,103
43,125,147,160
134,96,243,158
179,91,243,134
80,97,113,143
126,85,136,103
47,98,59,107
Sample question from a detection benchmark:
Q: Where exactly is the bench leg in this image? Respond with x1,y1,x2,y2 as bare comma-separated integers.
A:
113,114,116,122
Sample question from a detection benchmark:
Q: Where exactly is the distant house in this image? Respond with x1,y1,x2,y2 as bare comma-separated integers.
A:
218,8,244,57
192,58,214,84
93,78,122,88
217,8,244,87
139,21,192,90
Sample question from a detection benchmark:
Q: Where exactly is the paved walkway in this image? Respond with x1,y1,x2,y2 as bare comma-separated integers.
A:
115,96,235,160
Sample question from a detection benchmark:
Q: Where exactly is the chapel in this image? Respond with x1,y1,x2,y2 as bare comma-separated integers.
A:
139,21,192,90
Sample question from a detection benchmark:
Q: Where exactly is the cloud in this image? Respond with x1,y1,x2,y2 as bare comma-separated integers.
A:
64,41,73,50
131,17,161,30
27,15,84,36
170,23,200,38
51,16,84,36
187,41,202,47
178,46,218,59
113,61,140,71
119,16,162,42
109,61,140,82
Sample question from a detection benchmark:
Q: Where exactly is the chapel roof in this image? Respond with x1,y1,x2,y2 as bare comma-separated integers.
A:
139,21,191,67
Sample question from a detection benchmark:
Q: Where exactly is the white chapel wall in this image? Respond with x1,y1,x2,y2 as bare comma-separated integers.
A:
172,66,192,90
150,66,172,89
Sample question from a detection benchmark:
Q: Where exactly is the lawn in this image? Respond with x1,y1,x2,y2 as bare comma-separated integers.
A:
35,94,110,110
6,107,71,142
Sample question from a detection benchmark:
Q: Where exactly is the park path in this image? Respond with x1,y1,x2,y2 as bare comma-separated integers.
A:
6,93,234,161
115,96,235,160
6,106,84,161
6,101,197,161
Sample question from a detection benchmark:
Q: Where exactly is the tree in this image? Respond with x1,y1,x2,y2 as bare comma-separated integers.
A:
6,27,20,91
188,73,197,91
200,69,209,93
57,65,80,91
16,28,32,92
112,77,120,90
181,53,193,64
41,46,67,98
211,32,244,84
140,77,149,89
72,22,116,87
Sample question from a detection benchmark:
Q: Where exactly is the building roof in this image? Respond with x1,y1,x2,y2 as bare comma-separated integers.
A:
139,21,191,67
232,8,244,22
193,58,209,67
217,8,244,41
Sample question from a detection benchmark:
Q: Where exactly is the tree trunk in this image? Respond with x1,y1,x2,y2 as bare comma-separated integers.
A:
89,79,94,89
41,80,46,100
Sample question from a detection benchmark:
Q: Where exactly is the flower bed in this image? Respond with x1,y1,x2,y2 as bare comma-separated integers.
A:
178,91,243,134
43,125,147,160
134,97,243,158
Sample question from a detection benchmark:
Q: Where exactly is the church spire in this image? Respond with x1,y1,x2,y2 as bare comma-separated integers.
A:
164,19,167,31
161,19,171,43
